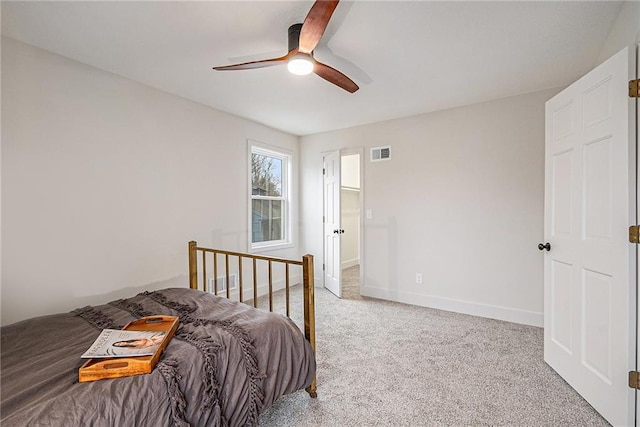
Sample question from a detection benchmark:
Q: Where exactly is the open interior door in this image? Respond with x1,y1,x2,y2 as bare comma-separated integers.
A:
543,46,637,426
323,150,342,297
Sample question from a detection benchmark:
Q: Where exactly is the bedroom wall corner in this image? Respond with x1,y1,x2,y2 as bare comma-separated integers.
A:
595,0,640,66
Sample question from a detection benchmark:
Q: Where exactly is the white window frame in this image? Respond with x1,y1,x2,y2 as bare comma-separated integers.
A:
248,141,292,252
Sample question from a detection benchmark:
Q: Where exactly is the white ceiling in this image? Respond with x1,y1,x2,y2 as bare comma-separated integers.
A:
1,1,623,136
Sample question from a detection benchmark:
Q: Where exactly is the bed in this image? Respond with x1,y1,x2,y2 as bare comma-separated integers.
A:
1,241,317,426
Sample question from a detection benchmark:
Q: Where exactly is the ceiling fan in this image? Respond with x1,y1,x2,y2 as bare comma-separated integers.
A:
213,0,359,93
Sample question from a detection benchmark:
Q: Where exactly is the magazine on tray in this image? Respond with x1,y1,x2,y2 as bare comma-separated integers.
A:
81,329,167,358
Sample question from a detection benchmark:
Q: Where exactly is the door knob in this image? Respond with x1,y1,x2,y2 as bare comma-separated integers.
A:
333,229,345,234
538,242,551,251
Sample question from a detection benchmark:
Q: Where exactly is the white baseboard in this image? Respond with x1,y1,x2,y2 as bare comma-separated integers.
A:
341,258,359,270
207,273,303,301
360,286,543,327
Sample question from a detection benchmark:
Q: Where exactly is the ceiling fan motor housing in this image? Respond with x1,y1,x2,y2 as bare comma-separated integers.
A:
288,23,303,52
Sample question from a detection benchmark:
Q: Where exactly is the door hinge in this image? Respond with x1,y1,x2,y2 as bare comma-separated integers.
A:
322,263,325,271
630,79,640,98
629,371,640,389
629,225,640,243
323,168,325,175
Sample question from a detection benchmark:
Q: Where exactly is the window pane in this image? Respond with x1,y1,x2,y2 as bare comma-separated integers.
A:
252,199,283,243
251,153,282,197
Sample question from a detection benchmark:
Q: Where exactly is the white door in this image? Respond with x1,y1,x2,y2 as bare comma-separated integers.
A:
324,150,342,297
543,46,636,426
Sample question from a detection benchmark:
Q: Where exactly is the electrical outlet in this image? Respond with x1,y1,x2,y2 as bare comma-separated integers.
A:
416,273,423,284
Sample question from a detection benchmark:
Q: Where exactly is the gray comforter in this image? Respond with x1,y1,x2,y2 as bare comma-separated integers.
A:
0,287,316,426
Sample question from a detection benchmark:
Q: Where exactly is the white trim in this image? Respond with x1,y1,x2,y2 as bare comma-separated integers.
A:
361,286,543,327
340,147,365,297
168,273,305,300
250,242,295,254
208,274,303,302
636,41,639,426
248,140,293,253
243,274,303,301
341,258,359,270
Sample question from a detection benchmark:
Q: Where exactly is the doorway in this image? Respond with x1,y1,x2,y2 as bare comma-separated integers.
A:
340,153,361,299
323,149,364,298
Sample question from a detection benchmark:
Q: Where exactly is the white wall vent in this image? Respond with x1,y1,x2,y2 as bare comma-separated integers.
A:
208,274,238,294
371,146,391,162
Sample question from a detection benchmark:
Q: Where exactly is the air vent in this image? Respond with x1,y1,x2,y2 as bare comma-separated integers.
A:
371,146,391,162
208,274,238,294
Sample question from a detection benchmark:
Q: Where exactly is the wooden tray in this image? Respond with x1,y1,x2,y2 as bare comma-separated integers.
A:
79,315,179,383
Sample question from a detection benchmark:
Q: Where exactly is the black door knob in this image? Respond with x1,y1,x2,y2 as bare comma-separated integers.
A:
538,242,551,251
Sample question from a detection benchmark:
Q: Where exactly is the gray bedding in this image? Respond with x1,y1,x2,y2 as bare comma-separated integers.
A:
0,287,316,426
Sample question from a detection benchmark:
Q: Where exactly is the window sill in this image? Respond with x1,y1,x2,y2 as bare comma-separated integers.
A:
250,242,295,254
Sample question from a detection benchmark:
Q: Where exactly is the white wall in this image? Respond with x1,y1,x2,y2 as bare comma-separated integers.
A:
301,89,559,326
595,0,640,66
341,154,360,189
341,188,360,268
1,37,300,325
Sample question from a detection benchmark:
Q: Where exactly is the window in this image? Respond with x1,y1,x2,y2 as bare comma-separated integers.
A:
249,143,291,250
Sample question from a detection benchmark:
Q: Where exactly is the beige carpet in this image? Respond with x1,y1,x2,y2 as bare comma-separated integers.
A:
340,264,362,301
258,266,608,426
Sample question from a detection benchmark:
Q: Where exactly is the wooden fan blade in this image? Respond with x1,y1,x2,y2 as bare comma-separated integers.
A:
298,0,339,54
313,60,359,93
213,51,294,71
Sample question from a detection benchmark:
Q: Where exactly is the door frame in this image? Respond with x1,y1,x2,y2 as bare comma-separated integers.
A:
322,147,365,295
636,41,640,426
322,150,342,296
340,147,365,295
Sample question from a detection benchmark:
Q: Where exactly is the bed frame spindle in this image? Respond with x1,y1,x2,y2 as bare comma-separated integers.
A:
302,253,317,398
252,258,258,308
213,253,218,295
268,260,273,312
202,252,207,293
285,264,290,317
238,256,244,303
225,254,231,299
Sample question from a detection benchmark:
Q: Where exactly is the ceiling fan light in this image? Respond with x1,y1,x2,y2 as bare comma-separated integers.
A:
287,56,314,75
